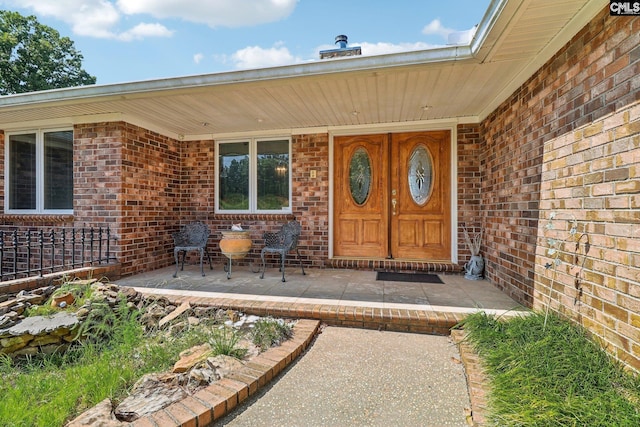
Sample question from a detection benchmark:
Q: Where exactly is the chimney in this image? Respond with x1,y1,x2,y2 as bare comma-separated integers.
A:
319,35,362,59
335,34,348,49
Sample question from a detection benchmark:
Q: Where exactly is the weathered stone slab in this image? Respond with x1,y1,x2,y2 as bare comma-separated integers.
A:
67,398,122,427
0,311,78,336
114,373,188,422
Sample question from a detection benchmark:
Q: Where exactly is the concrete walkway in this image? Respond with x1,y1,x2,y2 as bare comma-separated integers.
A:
115,266,524,425
216,326,471,426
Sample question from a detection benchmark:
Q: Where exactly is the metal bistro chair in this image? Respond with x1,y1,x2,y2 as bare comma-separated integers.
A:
260,220,306,282
172,222,213,277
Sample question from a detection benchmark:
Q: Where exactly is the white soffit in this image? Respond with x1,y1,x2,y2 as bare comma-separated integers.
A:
0,0,609,139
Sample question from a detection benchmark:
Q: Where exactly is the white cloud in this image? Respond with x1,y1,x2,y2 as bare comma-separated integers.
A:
2,0,294,40
117,23,174,41
116,0,297,28
231,43,301,69
358,41,439,56
422,19,477,45
3,0,175,40
422,19,455,39
4,0,122,38
193,53,204,64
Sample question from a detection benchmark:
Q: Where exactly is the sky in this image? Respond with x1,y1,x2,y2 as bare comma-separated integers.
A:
0,0,492,86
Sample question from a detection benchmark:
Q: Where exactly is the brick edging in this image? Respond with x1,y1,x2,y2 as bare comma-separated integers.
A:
129,319,320,426
157,293,464,336
451,329,489,426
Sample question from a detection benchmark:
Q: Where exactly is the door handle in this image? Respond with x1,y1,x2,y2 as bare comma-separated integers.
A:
392,198,397,216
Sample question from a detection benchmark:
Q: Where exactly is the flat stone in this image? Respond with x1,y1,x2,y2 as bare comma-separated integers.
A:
0,311,78,336
0,334,33,351
67,398,122,427
31,334,62,346
0,314,17,329
114,373,188,422
172,343,211,373
16,293,46,305
158,301,191,328
207,354,245,378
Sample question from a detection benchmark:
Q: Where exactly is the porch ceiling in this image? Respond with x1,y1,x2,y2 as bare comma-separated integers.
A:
0,0,606,140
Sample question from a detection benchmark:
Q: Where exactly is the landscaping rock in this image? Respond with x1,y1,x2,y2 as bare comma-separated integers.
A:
4,311,78,336
207,354,245,379
2,279,297,426
0,311,79,355
172,343,211,373
158,301,191,328
67,398,122,427
114,373,188,422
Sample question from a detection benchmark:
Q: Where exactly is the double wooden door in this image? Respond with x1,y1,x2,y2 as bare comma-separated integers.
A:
333,130,451,261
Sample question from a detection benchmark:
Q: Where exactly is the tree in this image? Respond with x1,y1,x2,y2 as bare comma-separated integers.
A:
0,11,96,95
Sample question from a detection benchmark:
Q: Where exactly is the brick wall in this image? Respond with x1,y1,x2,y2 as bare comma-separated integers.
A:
0,123,161,278
74,122,182,276
480,9,639,307
481,8,639,371
178,139,214,222
118,124,182,275
457,124,483,265
535,101,640,371
291,133,329,268
74,122,123,227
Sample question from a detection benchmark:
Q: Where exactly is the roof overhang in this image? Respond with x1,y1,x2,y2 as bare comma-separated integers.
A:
0,0,607,140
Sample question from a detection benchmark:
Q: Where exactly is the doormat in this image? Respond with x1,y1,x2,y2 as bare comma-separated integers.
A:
376,271,444,284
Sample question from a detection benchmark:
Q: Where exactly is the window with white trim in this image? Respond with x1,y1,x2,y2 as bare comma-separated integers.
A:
216,138,291,213
5,129,73,213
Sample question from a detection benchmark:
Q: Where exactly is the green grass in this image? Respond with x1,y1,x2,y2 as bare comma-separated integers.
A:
0,302,211,426
209,326,248,359
0,295,295,426
460,311,640,427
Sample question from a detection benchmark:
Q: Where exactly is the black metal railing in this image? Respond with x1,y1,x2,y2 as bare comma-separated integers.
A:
0,226,116,282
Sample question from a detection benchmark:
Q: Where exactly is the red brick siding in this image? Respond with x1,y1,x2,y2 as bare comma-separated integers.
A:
118,124,181,276
178,139,214,222
480,9,639,307
457,124,483,265
74,122,182,276
74,122,123,227
291,133,329,268
482,8,640,371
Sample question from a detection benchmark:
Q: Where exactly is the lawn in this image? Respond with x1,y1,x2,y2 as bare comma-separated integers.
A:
461,311,640,426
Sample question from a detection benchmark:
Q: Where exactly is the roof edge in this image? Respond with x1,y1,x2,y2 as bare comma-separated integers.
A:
0,40,485,108
0,1,511,110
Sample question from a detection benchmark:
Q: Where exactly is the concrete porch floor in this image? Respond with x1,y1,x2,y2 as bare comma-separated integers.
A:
115,263,527,334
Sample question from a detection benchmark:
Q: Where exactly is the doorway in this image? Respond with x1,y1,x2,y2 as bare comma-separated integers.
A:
333,130,451,261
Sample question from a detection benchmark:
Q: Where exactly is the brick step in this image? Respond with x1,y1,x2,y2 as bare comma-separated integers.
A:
325,258,463,274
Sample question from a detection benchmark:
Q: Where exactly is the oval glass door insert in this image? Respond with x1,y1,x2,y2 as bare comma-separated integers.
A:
349,147,372,205
408,145,433,205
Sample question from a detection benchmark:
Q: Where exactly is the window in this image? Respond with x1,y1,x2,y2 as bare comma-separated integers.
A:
6,129,73,213
216,138,291,213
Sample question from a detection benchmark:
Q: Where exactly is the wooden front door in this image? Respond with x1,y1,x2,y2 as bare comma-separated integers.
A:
333,131,451,261
333,134,389,258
